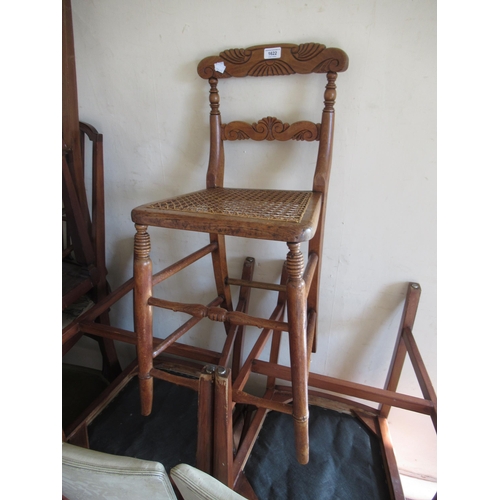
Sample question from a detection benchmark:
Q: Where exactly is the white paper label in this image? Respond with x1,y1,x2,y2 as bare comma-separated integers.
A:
214,61,226,73
264,47,281,60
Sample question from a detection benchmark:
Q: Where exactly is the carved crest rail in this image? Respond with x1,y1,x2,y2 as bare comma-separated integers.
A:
198,43,349,79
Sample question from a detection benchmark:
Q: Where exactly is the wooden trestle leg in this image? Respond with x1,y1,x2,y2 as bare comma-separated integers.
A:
231,257,255,379
197,365,216,474
286,242,310,465
213,366,233,487
133,224,154,416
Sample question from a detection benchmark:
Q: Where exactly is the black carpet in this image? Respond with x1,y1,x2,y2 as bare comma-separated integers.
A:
87,377,391,499
62,363,110,430
88,376,199,469
245,407,391,500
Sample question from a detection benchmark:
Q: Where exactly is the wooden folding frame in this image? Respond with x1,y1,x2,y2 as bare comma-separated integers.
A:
207,282,437,500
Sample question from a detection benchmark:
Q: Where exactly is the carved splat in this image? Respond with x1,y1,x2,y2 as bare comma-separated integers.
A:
222,117,321,141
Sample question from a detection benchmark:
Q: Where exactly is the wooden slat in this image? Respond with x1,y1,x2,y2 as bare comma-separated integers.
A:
403,327,437,405
196,367,215,474
154,355,206,377
233,474,259,500
152,242,217,286
232,390,293,415
232,389,275,483
378,417,405,500
149,368,199,391
62,277,134,345
79,322,136,344
380,282,421,417
152,297,224,358
224,257,255,371
306,309,317,369
65,360,138,441
303,251,319,295
274,386,379,417
226,277,286,292
213,367,233,487
403,326,437,430
266,263,288,390
164,342,221,365
252,360,434,415
232,300,285,392
353,413,379,436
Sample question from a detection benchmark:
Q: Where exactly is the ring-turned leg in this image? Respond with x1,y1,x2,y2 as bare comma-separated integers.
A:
134,224,154,415
286,242,309,464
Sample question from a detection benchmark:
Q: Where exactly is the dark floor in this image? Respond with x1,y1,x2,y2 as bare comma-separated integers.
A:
87,376,199,469
62,363,109,429
245,405,391,500
71,374,391,500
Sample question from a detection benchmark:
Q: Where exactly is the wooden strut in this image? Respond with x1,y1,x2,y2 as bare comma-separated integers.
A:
223,257,255,373
378,417,405,500
213,367,234,487
197,365,216,474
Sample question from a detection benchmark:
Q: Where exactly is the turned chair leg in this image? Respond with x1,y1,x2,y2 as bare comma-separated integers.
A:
134,224,154,416
286,242,309,464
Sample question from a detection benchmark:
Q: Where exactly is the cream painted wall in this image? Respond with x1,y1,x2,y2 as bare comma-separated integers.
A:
70,0,436,481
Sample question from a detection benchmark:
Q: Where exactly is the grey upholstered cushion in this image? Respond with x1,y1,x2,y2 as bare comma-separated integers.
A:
170,463,246,500
62,443,177,500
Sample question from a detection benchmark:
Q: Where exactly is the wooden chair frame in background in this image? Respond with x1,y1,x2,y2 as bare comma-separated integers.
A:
207,282,437,500
62,0,120,386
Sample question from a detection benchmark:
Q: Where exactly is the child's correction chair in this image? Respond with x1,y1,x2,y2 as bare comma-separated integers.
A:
131,43,348,465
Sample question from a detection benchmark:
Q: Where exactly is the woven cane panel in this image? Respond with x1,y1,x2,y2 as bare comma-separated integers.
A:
148,188,312,223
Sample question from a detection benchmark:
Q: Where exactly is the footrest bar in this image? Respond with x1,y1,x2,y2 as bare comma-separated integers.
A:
148,297,289,332
226,277,286,292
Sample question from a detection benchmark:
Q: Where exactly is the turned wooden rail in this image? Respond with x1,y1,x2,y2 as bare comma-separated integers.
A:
147,297,290,332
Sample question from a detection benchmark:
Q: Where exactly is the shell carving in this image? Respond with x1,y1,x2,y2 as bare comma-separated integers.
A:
254,117,289,139
292,43,326,61
313,58,341,73
220,48,252,64
248,60,295,77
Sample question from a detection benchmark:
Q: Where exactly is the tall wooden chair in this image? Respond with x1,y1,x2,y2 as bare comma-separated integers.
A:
131,43,348,465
